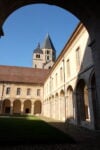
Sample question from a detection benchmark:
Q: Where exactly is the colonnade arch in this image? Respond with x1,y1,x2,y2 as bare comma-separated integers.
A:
1,99,42,115
76,79,90,124
34,100,42,115
0,0,100,129
2,99,11,114
24,100,31,114
13,99,21,114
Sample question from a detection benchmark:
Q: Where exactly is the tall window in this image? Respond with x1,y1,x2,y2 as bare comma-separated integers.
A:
37,89,40,96
47,50,50,54
35,64,37,68
55,73,58,86
16,88,21,95
47,84,48,94
60,67,63,81
52,77,53,89
27,88,31,95
76,47,80,69
6,87,10,95
66,59,70,77
47,56,49,60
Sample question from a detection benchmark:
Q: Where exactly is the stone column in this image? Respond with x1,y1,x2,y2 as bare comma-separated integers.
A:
59,96,60,120
21,101,24,115
0,99,3,114
10,101,13,115
53,98,55,119
88,87,96,129
31,103,34,115
89,23,100,129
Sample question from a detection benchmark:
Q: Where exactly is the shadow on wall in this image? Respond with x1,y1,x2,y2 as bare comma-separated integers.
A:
73,37,97,130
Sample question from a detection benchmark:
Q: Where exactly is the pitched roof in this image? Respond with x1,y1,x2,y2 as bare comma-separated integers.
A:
0,65,49,84
42,34,56,51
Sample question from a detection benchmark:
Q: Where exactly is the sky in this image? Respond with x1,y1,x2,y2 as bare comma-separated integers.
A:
0,4,79,67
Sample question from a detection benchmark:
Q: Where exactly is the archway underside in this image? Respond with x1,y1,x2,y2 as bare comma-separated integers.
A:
0,0,100,36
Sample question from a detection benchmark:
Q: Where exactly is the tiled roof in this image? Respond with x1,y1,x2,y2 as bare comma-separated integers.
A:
0,65,49,84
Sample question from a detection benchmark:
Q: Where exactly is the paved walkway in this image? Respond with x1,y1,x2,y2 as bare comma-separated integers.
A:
40,116,100,149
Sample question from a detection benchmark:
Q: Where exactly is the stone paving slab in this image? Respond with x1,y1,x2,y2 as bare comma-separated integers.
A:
39,116,100,149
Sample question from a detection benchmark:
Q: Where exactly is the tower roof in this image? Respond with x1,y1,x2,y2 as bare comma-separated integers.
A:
42,34,56,51
34,43,43,54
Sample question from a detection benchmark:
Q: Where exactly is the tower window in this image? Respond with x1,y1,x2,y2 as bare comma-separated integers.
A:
35,64,37,68
47,51,50,54
47,56,49,60
36,54,40,58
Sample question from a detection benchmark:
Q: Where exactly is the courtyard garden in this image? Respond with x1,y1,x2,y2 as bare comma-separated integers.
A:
0,116,75,146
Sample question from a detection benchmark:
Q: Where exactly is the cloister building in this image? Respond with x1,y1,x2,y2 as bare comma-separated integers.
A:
0,23,97,130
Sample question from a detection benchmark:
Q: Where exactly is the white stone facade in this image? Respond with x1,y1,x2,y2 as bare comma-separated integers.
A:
43,23,96,130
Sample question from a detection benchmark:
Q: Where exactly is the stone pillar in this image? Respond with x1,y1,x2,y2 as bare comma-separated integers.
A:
87,88,94,128
21,101,24,115
53,98,55,119
10,101,13,115
59,96,60,120
89,25,100,129
73,92,77,124
0,100,3,114
49,99,52,118
31,103,34,115
60,97,65,121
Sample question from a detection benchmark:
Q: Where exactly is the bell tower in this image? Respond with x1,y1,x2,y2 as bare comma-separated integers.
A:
32,43,43,69
32,34,56,69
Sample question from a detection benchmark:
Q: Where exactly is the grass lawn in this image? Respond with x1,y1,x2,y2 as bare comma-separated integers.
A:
0,116,75,145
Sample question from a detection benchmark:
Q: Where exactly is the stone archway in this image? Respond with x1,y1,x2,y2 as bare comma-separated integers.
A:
90,73,97,129
13,99,21,114
0,0,100,129
34,100,42,115
76,79,90,124
2,99,11,114
24,100,31,114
